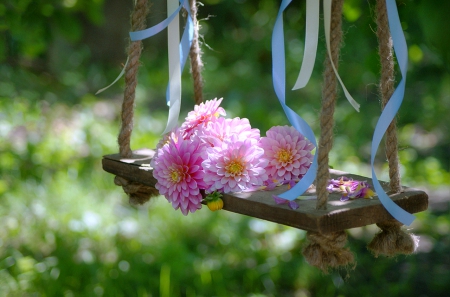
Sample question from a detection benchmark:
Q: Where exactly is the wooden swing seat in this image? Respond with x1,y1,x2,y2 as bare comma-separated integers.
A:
102,148,428,233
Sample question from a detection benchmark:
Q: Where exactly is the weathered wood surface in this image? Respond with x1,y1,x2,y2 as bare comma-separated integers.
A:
102,149,428,233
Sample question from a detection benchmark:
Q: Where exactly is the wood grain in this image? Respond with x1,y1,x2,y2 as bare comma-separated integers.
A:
102,149,428,233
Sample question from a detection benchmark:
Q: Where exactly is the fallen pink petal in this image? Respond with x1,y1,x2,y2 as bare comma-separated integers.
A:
327,176,375,202
273,195,299,210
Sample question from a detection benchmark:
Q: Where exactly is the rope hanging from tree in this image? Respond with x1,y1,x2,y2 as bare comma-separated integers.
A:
316,0,343,212
302,0,355,272
119,0,148,159
376,0,401,194
367,0,418,256
115,0,205,205
116,0,159,205
188,0,204,105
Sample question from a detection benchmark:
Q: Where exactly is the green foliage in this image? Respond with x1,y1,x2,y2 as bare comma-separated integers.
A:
1,0,449,296
1,0,104,61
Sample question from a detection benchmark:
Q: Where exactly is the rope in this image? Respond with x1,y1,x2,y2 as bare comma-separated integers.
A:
302,231,355,273
189,0,204,104
316,0,344,210
376,0,401,193
115,0,159,205
114,176,160,205
302,1,355,272
367,219,419,257
118,0,148,158
367,0,415,258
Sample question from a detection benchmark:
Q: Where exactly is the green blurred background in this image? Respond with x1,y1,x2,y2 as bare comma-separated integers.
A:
1,0,449,296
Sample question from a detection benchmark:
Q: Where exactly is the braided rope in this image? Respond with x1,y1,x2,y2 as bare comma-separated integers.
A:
302,0,355,272
302,231,355,273
316,0,344,210
115,0,205,205
368,219,418,257
376,0,401,193
189,0,204,104
367,0,417,257
114,176,160,205
115,0,160,205
118,0,148,158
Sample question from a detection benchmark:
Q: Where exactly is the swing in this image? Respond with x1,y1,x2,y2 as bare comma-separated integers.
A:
101,0,428,272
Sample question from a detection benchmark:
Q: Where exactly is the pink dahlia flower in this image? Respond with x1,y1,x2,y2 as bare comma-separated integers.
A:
181,98,226,138
259,125,314,182
196,117,260,147
202,135,268,193
151,130,207,215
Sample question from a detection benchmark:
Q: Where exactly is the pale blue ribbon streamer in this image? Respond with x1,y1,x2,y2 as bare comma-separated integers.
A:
129,1,183,41
130,0,193,85
289,0,361,112
95,57,129,95
165,2,194,106
292,0,319,90
272,0,318,200
130,0,193,134
323,0,360,111
165,0,182,134
97,0,193,107
370,0,415,225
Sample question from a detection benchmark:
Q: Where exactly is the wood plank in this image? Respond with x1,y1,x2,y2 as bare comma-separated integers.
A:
102,149,429,233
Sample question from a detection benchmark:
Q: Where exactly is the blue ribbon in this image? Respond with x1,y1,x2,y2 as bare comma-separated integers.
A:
272,0,318,200
292,0,319,90
130,0,193,110
166,2,194,107
370,0,415,226
129,1,184,42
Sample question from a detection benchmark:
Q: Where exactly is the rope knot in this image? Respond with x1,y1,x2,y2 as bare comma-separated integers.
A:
114,176,159,205
368,219,419,257
302,231,355,273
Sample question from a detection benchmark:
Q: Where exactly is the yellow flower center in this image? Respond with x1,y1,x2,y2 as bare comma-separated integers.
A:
170,169,181,182
226,161,244,176
276,149,292,164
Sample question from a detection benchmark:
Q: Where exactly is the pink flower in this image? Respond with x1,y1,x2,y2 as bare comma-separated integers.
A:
181,98,226,138
151,130,207,215
196,117,260,147
202,135,268,193
259,125,314,182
